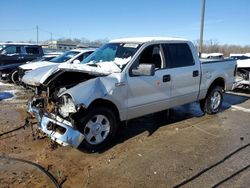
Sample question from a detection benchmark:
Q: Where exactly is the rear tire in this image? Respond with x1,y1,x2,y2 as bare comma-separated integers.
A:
200,86,223,114
77,107,118,152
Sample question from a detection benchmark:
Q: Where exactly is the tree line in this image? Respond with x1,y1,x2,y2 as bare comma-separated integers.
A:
17,38,250,56
193,39,250,56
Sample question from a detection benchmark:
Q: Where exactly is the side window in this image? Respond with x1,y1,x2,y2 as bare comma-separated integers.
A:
4,46,21,55
25,47,40,55
136,44,164,70
163,43,194,68
76,54,84,62
76,52,93,62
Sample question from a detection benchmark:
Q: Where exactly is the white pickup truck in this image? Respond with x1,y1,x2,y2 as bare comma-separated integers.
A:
23,37,236,151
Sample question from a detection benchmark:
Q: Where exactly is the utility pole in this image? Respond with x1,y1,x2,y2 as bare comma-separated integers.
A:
199,0,206,57
50,32,53,48
36,25,39,44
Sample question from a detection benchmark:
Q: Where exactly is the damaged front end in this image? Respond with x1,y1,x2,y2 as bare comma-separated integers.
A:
28,96,84,147
27,70,101,148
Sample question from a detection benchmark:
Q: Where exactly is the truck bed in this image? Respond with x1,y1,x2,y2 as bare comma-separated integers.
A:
200,58,235,64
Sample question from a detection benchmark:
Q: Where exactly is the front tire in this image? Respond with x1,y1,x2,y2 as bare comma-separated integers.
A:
200,86,223,114
11,70,19,84
78,107,118,152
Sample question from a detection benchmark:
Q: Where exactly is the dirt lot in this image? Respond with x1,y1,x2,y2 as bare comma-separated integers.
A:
0,81,250,188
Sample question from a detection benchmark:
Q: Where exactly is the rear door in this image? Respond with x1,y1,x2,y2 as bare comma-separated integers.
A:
24,46,42,62
162,43,200,107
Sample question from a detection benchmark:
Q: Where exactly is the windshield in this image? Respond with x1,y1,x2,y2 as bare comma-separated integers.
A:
82,43,141,70
50,51,80,63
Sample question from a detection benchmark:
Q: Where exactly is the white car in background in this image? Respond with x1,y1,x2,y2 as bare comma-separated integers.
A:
26,52,63,63
230,53,250,89
201,53,224,59
18,48,95,80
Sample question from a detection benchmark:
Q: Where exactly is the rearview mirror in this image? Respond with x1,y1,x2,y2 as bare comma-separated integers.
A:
131,64,155,76
72,59,80,64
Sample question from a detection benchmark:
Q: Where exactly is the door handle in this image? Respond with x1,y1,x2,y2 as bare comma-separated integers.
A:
163,74,171,82
193,70,199,77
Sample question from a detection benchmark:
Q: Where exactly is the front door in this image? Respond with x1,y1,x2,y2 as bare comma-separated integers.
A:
126,44,171,120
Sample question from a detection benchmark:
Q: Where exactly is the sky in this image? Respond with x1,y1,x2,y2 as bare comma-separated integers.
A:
0,0,249,45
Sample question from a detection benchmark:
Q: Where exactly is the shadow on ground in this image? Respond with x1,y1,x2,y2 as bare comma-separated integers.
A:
222,92,249,109
87,92,250,153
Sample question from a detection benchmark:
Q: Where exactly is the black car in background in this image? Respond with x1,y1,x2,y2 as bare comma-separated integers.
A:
0,43,44,83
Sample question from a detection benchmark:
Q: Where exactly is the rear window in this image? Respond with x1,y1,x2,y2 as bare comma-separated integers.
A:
25,47,40,54
163,43,194,68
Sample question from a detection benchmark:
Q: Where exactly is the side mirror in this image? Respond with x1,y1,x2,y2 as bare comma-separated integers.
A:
131,64,155,76
72,59,81,64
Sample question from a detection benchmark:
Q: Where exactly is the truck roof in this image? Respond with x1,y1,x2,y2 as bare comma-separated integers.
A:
109,37,188,44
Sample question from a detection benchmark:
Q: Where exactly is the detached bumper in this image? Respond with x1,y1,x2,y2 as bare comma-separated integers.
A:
27,100,84,148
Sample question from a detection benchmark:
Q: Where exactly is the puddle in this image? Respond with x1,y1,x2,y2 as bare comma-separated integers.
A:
0,92,14,100
222,93,250,109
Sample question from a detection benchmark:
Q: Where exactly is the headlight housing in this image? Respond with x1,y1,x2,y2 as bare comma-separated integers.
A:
58,94,77,118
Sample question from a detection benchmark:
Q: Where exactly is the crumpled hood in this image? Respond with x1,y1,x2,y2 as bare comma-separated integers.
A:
22,65,59,86
22,61,121,86
22,63,116,86
58,61,121,74
20,61,56,70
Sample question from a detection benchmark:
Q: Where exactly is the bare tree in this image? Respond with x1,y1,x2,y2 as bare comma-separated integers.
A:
195,39,250,56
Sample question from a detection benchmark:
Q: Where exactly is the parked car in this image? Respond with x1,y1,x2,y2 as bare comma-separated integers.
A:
23,37,236,151
0,43,44,82
201,53,224,59
230,54,250,89
18,48,95,82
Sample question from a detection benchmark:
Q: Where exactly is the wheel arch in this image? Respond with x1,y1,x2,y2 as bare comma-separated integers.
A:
87,99,121,122
207,77,225,95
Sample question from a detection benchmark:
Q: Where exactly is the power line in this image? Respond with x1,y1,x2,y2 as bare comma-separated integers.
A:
0,26,67,42
39,27,65,38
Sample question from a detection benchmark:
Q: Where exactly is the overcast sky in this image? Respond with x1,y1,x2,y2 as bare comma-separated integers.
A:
0,0,249,45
